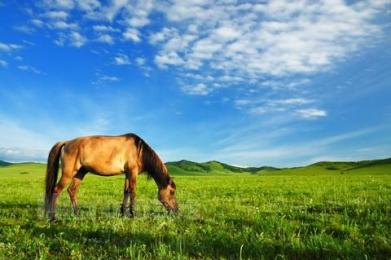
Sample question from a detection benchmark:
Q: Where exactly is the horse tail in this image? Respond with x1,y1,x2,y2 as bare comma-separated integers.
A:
44,141,66,214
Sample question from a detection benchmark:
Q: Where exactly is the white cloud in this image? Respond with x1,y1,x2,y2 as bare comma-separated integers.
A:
0,42,22,52
103,0,128,21
45,10,68,19
182,83,210,96
77,0,101,12
123,28,141,42
113,54,130,65
17,65,42,74
93,24,119,32
29,0,388,118
103,76,119,81
0,59,7,68
31,19,44,27
70,31,86,47
135,57,145,65
99,75,120,82
235,97,317,117
40,0,75,10
0,147,48,162
214,26,241,40
96,34,114,44
14,25,35,34
151,0,388,96
273,98,313,105
213,126,382,167
296,108,327,119
0,117,52,162
49,20,78,30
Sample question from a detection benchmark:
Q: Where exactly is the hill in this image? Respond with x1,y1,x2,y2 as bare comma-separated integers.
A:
166,158,391,176
0,158,390,176
0,160,12,167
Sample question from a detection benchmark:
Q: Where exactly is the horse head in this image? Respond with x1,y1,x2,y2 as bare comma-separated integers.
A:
158,177,178,213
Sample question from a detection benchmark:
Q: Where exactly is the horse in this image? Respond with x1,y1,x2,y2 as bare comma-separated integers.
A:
44,133,178,221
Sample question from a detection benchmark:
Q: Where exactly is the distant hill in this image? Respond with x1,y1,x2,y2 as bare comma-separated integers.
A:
1,157,390,176
0,160,12,167
166,158,391,176
166,160,280,175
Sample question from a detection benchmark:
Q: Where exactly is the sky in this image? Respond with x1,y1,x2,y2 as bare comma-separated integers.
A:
0,0,390,167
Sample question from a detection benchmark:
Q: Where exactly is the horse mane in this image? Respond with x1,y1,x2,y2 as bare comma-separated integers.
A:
128,133,172,188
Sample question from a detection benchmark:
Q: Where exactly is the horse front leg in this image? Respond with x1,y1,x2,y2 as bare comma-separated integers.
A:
120,175,130,216
129,173,137,217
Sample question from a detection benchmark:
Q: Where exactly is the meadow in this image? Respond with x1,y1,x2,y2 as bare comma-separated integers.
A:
0,161,390,259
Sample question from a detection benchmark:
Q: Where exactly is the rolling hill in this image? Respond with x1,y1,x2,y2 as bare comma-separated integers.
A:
0,160,12,167
0,158,390,176
166,158,391,176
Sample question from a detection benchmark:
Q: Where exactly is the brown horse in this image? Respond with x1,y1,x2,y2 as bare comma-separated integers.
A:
44,133,178,221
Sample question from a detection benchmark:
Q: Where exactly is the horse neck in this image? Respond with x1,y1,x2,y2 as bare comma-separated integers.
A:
142,147,169,188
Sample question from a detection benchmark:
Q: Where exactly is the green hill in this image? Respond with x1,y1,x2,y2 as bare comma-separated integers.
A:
259,158,391,176
166,158,391,176
165,160,280,175
0,160,12,167
1,157,390,176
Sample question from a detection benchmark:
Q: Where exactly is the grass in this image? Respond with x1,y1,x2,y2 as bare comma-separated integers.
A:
0,162,390,259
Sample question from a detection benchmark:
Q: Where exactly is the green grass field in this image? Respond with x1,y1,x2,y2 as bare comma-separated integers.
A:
0,161,390,259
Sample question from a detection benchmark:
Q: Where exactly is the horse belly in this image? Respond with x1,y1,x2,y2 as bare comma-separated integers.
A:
82,157,126,176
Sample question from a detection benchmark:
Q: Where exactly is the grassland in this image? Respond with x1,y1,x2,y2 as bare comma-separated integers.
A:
0,160,390,259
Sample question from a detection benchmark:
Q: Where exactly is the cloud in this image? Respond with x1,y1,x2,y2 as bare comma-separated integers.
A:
77,0,101,12
213,126,382,167
31,19,44,27
235,97,318,117
100,75,119,82
113,54,130,65
182,83,210,96
28,0,388,118
70,31,87,47
0,59,7,68
49,20,78,30
273,98,313,106
92,24,119,32
0,42,22,52
96,34,114,44
296,108,327,119
0,147,47,162
44,10,68,19
17,65,43,74
151,0,388,96
40,0,75,10
102,0,128,21
0,117,52,162
93,75,120,84
123,28,141,42
135,57,145,66
14,25,35,34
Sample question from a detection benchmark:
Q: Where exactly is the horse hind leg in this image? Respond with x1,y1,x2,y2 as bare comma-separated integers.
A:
67,168,87,216
49,174,72,222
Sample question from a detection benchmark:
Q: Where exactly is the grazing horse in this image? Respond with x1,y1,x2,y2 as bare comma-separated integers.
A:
44,133,178,221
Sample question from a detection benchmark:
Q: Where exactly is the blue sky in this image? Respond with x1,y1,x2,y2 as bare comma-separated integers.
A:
0,0,390,166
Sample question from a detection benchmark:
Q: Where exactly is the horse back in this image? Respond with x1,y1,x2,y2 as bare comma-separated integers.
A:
62,134,141,175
